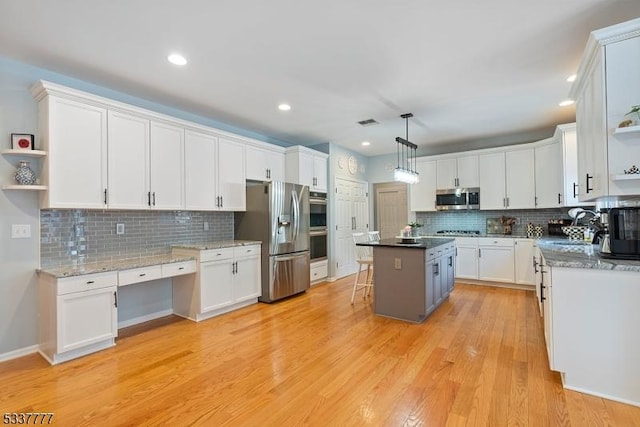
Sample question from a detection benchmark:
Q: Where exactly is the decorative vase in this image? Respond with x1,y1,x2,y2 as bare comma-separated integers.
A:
14,161,37,185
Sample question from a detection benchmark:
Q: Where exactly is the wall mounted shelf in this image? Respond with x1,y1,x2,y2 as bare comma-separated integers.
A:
610,174,640,181
1,149,47,157
613,125,640,136
2,184,47,191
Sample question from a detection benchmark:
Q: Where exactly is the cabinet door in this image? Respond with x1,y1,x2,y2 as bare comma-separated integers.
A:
478,246,514,283
200,260,234,312
535,141,563,208
455,245,478,279
107,111,150,209
561,126,589,206
457,155,479,188
217,138,246,211
436,158,457,189
184,130,217,210
505,148,535,209
246,145,270,181
514,239,535,285
479,152,506,210
425,259,437,315
410,160,437,212
47,97,108,208
150,121,184,209
433,257,444,307
542,266,554,369
234,256,261,302
268,151,286,182
297,151,315,187
313,155,328,192
57,287,117,353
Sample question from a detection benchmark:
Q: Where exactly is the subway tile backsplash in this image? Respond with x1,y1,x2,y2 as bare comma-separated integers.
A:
415,207,593,236
40,210,233,268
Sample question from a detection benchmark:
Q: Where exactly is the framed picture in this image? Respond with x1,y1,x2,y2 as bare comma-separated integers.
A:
11,134,35,150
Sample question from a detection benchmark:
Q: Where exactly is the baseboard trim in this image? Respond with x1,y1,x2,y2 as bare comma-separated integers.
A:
455,279,535,291
118,309,174,329
562,383,640,408
0,345,39,363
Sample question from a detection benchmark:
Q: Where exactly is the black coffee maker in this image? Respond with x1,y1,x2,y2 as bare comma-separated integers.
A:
606,207,640,259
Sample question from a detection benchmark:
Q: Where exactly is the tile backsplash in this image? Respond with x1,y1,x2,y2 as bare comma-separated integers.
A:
40,210,233,268
415,207,593,236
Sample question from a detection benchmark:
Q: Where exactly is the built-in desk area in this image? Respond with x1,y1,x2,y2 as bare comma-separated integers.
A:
356,238,455,323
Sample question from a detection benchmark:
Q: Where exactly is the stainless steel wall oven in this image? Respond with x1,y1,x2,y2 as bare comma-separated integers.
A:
309,191,328,261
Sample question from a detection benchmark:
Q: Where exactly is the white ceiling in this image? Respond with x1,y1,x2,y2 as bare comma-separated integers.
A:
1,1,640,156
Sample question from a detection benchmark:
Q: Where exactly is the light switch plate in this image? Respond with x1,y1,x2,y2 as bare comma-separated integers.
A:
116,223,125,235
11,224,31,239
394,258,402,269
203,222,209,231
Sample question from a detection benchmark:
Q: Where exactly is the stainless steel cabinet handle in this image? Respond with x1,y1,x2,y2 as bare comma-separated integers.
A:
478,248,482,258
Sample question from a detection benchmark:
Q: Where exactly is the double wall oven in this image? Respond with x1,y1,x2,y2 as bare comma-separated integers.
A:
309,191,328,261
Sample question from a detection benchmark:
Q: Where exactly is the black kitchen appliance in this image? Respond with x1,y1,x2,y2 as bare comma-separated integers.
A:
607,207,640,259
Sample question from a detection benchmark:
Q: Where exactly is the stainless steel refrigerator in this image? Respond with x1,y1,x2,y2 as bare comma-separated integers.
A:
235,181,310,302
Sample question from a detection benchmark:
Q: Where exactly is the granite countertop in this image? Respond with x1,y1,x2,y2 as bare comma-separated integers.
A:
536,238,640,272
38,254,196,278
357,237,455,249
171,240,262,250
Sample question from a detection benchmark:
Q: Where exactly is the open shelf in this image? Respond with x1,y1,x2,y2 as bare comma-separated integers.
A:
1,149,47,157
2,184,47,191
613,124,640,136
611,174,640,181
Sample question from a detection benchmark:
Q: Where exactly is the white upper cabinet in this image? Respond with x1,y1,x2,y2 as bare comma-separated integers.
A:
246,144,285,181
217,137,246,211
184,131,246,211
35,94,108,209
184,130,217,210
557,123,590,207
436,155,478,189
107,110,150,209
534,138,563,208
479,149,535,210
478,152,506,210
410,159,437,212
149,121,185,210
571,19,640,201
285,146,328,192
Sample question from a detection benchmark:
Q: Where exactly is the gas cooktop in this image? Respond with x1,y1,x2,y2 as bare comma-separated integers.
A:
435,230,481,236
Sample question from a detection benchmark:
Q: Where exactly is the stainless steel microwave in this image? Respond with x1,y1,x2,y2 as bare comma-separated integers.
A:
435,188,480,211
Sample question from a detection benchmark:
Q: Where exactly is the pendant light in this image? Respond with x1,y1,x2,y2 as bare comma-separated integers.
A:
394,113,420,184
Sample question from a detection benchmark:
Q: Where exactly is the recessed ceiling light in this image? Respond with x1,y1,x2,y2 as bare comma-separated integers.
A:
278,104,291,111
167,53,187,66
559,99,575,107
566,74,577,82
361,141,370,146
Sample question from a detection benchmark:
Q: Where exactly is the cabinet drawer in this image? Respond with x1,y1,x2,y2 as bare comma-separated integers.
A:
310,261,328,282
200,247,234,262
118,265,162,287
162,260,196,278
478,237,514,247
234,245,261,259
455,237,479,247
57,271,118,295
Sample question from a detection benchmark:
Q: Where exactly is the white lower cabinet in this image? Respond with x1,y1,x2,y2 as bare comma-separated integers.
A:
172,245,261,321
39,271,118,365
455,237,479,279
478,238,514,283
310,259,328,284
514,239,535,285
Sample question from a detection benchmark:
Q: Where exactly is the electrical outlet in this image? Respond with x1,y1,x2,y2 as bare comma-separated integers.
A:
203,221,209,231
394,258,402,269
116,223,125,235
11,224,31,239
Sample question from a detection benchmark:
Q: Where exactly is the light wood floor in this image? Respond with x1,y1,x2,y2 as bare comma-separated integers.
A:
2,278,639,426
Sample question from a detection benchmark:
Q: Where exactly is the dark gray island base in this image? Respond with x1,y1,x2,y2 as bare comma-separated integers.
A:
357,238,456,322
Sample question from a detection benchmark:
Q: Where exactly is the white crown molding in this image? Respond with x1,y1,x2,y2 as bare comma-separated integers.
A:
285,145,329,158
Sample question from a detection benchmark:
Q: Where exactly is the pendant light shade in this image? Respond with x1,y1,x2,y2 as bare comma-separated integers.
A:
394,113,420,184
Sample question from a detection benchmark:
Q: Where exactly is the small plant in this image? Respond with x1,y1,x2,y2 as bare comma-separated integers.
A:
408,222,423,229
625,105,640,121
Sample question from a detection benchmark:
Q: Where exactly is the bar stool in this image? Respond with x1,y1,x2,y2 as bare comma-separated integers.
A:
351,231,379,303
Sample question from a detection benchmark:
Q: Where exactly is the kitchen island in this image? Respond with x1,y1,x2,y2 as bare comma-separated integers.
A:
357,238,455,322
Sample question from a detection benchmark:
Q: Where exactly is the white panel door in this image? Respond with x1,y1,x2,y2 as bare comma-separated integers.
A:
313,155,328,192
268,151,285,182
107,110,150,209
535,141,563,208
334,177,355,278
200,260,234,312
377,184,408,239
410,160,436,212
184,130,217,210
505,148,535,209
479,152,506,210
352,180,369,233
217,137,246,211
246,145,270,181
478,246,514,283
234,255,261,302
47,97,108,208
514,239,535,285
455,245,478,279
298,151,315,188
150,121,184,210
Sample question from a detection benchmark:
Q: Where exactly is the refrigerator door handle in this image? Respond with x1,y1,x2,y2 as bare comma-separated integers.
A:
291,189,300,244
